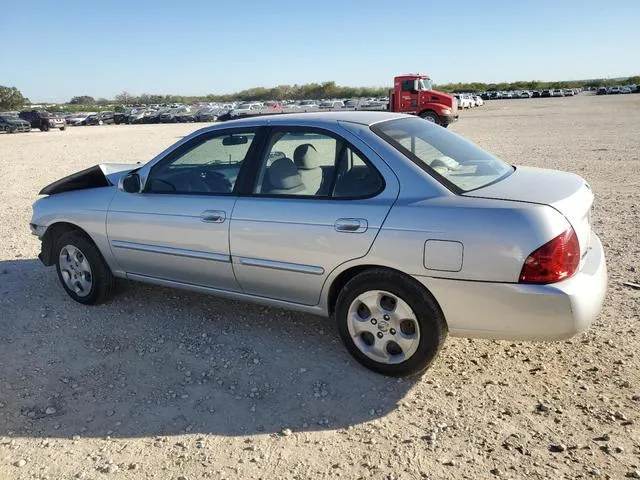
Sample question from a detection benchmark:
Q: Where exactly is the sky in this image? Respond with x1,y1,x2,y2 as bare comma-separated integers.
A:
2,0,639,102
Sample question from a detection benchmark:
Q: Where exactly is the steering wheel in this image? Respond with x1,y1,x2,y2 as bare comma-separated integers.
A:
191,167,232,193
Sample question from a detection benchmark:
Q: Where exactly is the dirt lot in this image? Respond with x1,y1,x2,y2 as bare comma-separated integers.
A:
0,94,638,480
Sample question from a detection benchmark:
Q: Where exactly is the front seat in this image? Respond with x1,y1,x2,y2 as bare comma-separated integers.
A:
266,158,308,195
293,144,322,194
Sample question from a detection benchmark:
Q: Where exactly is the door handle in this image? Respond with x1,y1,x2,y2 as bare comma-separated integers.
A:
335,218,368,233
200,210,226,223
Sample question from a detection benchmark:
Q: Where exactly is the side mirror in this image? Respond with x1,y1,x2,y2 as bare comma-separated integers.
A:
413,79,420,92
119,172,141,193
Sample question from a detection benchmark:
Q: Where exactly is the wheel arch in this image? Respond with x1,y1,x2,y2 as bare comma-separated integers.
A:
418,108,438,117
326,264,445,320
39,221,98,266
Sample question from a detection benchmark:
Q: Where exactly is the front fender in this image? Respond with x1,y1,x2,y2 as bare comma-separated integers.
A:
31,187,120,272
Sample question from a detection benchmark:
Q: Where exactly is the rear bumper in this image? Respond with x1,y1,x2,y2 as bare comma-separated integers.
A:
417,231,607,341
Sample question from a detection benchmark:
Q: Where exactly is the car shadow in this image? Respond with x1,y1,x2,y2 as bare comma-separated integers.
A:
0,259,416,439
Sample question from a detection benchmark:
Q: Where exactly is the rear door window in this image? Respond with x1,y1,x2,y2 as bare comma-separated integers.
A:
252,128,383,198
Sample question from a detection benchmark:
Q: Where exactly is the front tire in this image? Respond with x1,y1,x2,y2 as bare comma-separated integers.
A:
55,231,115,305
419,111,439,124
335,269,447,377
41,122,49,132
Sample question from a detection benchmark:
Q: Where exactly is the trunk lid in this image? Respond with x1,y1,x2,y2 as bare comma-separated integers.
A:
465,166,593,256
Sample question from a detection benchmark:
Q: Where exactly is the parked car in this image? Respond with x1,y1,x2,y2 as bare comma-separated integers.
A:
319,100,345,109
30,112,607,377
231,104,260,116
620,87,632,94
86,112,115,125
0,113,31,133
596,87,608,95
608,86,621,94
541,90,552,97
297,100,319,109
128,109,153,124
144,109,166,124
361,99,388,109
454,94,473,109
159,109,182,123
65,112,93,126
175,110,197,123
19,110,66,131
532,91,541,98
473,95,484,106
563,89,575,96
114,108,137,124
194,108,218,122
551,89,564,97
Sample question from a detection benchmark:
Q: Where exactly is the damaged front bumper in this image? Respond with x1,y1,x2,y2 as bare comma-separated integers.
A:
30,223,47,237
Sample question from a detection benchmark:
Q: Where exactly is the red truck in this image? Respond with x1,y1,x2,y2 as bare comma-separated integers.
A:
388,74,458,127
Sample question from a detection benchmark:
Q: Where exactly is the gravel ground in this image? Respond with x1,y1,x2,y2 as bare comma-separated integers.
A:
0,94,638,480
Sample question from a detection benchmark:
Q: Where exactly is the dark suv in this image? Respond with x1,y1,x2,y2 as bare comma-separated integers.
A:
19,110,66,131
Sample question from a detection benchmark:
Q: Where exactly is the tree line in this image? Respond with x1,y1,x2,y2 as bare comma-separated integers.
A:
2,75,638,110
112,81,390,105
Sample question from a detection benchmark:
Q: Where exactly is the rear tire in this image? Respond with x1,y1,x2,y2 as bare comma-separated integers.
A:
335,269,447,377
54,231,115,305
41,122,49,132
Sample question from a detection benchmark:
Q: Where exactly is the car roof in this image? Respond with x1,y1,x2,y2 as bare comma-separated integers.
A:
219,111,408,128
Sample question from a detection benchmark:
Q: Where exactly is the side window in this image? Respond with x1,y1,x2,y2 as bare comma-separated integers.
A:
333,146,384,198
146,131,255,194
401,80,413,92
253,129,383,198
382,128,453,175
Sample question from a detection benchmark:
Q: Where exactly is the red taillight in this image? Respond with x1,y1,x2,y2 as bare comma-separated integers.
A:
519,228,580,284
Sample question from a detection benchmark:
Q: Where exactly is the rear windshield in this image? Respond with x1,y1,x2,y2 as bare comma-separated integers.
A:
372,117,513,192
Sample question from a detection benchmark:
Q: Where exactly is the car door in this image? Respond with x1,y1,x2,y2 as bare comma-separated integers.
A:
230,124,399,305
398,79,419,113
107,127,261,291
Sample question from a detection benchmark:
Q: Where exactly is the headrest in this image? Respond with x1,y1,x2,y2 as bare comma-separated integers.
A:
293,144,319,170
268,158,303,190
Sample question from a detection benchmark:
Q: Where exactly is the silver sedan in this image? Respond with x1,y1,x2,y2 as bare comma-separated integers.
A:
30,112,607,376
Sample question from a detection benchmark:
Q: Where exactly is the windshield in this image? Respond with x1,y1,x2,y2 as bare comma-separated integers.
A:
419,78,433,91
372,117,514,192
